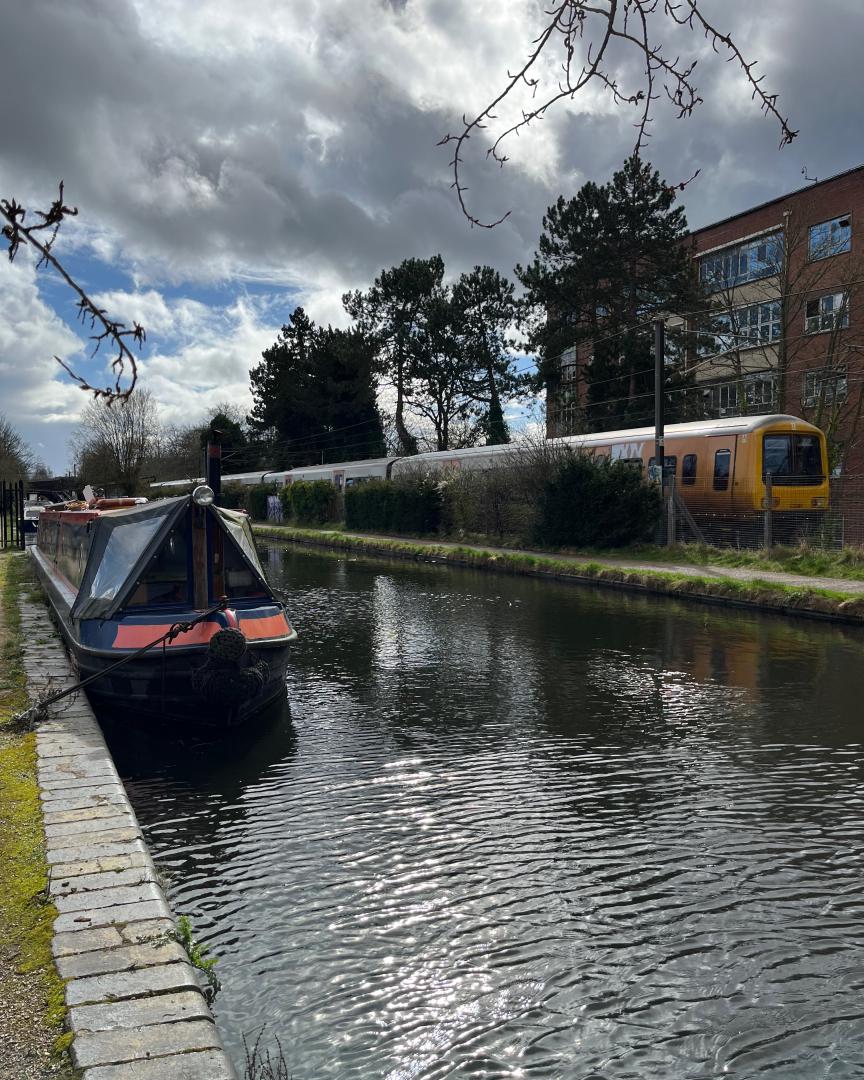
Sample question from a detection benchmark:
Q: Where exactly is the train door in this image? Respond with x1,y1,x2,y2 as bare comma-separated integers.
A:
705,435,737,508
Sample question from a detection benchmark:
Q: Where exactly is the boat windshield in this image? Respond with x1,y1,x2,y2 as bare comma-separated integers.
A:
128,513,191,606
87,516,164,608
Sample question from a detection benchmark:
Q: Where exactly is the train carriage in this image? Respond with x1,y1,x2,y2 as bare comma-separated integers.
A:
149,414,830,523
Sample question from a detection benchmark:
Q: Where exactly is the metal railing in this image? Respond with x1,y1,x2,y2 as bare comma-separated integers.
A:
658,473,848,550
1,480,25,551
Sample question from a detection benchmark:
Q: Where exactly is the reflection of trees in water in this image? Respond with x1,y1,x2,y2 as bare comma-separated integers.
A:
100,696,296,856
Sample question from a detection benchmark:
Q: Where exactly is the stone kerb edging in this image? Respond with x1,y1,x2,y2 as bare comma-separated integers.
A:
18,597,237,1080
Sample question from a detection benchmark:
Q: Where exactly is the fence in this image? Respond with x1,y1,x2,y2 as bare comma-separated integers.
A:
1,479,26,551
658,474,852,551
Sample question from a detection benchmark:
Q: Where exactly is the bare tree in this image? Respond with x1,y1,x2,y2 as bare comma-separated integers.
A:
1,183,145,402
71,389,160,495
0,415,34,482
441,1,797,227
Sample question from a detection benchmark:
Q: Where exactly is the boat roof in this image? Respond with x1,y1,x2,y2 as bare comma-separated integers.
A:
63,496,268,622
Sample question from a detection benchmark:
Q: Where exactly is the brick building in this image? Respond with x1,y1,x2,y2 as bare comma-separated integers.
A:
547,164,864,473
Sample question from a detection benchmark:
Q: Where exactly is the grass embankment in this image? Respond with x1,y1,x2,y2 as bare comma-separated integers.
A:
253,523,864,623
615,541,864,583
0,552,75,1074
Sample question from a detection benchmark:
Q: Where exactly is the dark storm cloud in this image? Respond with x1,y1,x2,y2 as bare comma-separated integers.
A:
0,0,861,294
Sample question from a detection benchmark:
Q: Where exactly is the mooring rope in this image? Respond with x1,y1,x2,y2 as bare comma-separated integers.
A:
15,598,229,724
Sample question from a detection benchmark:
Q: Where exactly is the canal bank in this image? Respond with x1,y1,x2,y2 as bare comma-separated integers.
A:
253,524,864,625
0,552,236,1079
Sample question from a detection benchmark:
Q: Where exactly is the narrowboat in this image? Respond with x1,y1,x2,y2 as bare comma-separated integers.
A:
31,486,297,726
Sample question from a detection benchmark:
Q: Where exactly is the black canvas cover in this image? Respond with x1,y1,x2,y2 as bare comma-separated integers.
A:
72,498,188,621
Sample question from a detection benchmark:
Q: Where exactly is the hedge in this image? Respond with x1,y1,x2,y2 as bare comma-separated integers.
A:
534,455,661,548
344,478,443,535
281,480,337,525
247,483,277,521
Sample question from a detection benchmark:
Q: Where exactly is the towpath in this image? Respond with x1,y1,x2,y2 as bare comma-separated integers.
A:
257,526,864,597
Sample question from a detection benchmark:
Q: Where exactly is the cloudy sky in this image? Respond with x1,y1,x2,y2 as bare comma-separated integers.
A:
1,0,862,472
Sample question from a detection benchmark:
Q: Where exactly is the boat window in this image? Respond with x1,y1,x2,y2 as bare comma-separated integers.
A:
37,516,60,556
128,513,191,606
763,434,825,486
55,523,92,588
87,516,164,608
213,507,266,577
682,454,697,485
713,449,731,491
223,535,269,598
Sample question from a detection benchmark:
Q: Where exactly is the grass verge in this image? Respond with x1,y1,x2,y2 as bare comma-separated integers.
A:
253,524,864,623
0,551,75,1073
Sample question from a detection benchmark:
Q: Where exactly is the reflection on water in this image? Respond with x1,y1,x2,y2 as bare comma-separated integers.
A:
102,542,864,1078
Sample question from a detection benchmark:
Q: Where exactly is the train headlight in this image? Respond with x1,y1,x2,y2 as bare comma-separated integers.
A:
192,485,215,506
811,497,827,508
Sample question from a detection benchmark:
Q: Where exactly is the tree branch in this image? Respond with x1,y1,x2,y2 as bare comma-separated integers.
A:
441,0,797,227
1,182,144,403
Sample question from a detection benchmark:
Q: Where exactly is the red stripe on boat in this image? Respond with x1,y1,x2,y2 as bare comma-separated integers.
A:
112,612,291,649
239,613,292,640
112,622,220,648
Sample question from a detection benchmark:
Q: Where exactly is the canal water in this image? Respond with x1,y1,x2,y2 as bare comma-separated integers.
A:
101,542,864,1079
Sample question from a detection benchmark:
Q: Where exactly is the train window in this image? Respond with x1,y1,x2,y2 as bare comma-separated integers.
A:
648,455,678,475
713,449,731,491
622,458,643,470
682,454,697,485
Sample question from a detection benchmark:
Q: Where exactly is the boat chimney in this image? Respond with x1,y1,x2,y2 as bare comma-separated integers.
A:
206,439,222,503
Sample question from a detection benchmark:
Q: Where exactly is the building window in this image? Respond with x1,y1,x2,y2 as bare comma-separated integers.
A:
808,216,851,261
699,232,784,292
559,346,579,383
700,301,782,356
703,375,776,416
804,369,848,407
805,292,849,334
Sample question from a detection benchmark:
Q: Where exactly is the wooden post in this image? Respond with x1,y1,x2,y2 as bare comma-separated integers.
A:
763,472,773,549
192,504,209,610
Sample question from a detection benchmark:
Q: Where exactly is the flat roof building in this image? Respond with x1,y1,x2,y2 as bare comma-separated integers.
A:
547,164,864,473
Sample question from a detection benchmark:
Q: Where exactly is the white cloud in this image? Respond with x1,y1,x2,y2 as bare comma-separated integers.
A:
0,255,88,425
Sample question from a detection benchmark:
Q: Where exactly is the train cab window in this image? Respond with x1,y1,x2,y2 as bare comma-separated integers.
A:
713,449,731,491
763,434,824,486
682,454,697,485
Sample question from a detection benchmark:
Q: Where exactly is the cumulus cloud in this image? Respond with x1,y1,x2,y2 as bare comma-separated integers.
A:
1,0,861,467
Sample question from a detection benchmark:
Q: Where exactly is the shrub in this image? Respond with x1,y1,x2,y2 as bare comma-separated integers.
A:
345,477,443,535
247,483,276,521
284,480,337,525
220,483,247,510
534,454,661,548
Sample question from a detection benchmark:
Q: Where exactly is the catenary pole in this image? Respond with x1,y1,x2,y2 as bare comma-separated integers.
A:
654,318,665,481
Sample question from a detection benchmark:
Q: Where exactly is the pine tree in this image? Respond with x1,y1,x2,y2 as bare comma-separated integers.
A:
343,256,446,456
451,266,527,445
247,308,385,466
518,155,706,433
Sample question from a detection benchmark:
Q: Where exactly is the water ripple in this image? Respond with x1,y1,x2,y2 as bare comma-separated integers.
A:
103,545,864,1079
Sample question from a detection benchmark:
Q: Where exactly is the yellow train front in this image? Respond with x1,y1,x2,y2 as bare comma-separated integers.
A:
566,414,830,528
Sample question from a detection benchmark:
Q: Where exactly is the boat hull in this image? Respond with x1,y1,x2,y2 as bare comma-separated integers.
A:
77,642,291,727
31,546,294,727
